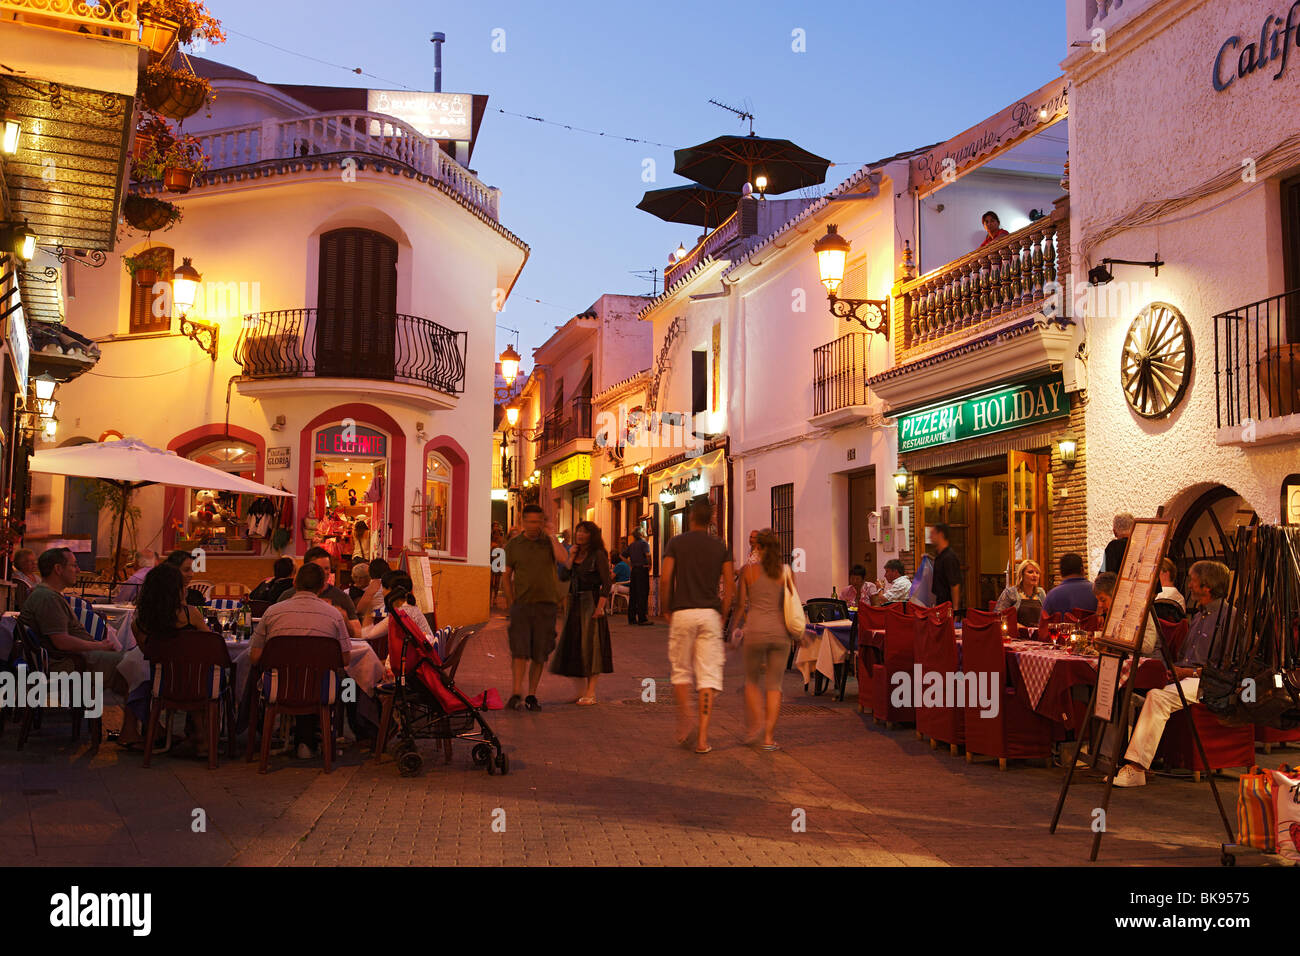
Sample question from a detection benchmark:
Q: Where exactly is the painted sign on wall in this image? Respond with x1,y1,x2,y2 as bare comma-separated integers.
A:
897,372,1068,453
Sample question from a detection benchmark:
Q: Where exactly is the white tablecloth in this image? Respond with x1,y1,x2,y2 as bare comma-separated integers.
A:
795,621,852,683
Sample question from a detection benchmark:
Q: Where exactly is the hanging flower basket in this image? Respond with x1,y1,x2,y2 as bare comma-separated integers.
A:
137,14,181,61
143,64,212,121
163,166,196,193
122,194,181,233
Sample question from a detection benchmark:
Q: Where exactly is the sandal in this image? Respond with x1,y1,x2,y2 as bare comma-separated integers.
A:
695,745,713,755
576,697,597,706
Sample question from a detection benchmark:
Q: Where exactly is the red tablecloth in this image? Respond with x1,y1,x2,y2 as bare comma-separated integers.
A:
1003,640,1168,730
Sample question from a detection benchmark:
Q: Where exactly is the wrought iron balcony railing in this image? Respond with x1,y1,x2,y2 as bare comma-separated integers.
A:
539,398,593,455
237,307,467,395
1214,289,1300,427
812,332,870,417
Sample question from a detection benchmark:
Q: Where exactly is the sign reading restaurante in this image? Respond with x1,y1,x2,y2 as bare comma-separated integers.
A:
897,372,1068,453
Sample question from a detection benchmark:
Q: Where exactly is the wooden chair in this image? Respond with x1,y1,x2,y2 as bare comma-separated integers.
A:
246,637,345,774
141,628,235,770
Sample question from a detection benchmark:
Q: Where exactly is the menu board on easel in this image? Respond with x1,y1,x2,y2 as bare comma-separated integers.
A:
1095,518,1170,652
405,553,436,615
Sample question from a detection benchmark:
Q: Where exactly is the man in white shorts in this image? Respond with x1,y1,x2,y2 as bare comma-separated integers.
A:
660,499,734,754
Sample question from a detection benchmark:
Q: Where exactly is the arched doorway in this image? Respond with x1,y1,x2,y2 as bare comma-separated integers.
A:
1167,483,1258,580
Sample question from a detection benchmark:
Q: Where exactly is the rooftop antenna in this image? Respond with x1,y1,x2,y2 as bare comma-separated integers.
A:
629,267,661,297
708,98,754,135
431,32,446,92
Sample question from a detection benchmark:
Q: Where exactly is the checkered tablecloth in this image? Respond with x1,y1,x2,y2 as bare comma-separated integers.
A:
1006,641,1072,710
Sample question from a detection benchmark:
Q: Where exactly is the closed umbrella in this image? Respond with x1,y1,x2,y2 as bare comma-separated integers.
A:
636,184,740,229
29,438,292,581
673,133,831,196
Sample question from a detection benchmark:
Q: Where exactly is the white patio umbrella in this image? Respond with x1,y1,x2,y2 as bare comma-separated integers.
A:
28,438,292,581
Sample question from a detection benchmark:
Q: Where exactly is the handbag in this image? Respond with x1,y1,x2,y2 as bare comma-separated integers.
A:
1272,766,1300,861
782,565,806,640
1237,765,1294,852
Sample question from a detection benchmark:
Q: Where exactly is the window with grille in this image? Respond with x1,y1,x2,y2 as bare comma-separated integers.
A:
771,482,794,564
128,246,173,333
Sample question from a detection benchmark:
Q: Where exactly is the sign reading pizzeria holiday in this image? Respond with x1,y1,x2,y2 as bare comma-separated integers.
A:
896,373,1068,453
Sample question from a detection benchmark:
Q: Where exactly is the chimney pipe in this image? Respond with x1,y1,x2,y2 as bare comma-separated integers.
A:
431,32,445,92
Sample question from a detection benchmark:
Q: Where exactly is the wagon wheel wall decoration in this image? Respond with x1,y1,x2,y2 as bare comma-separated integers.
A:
1120,302,1193,419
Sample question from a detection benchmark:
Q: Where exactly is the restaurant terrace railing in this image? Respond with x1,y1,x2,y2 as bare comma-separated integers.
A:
1214,289,1300,428
237,308,467,395
539,398,594,455
196,111,499,221
896,202,1066,354
812,332,870,416
664,211,740,285
0,0,141,43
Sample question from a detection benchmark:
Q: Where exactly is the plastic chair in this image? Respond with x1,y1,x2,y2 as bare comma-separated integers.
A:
190,581,215,602
246,637,345,774
141,628,235,770
915,604,964,754
12,623,103,750
961,617,1053,769
207,597,243,611
804,598,849,623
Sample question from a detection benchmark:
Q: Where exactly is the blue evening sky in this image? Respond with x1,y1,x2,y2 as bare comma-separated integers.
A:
206,0,1065,365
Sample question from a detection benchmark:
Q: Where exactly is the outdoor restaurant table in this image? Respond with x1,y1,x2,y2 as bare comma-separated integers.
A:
227,637,387,705
796,620,853,683
92,603,136,651
1001,638,1168,731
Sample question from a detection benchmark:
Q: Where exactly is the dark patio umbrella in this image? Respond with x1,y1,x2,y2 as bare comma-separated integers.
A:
673,133,831,195
636,184,741,229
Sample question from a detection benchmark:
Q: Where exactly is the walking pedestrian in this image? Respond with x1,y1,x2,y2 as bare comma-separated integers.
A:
622,526,652,625
502,504,567,711
489,522,506,608
735,528,791,751
660,499,734,754
552,520,614,704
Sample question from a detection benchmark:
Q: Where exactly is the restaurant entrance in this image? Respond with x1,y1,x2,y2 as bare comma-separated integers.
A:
913,450,1050,612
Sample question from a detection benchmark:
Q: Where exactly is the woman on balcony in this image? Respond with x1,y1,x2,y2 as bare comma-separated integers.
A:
551,520,614,705
978,211,1010,248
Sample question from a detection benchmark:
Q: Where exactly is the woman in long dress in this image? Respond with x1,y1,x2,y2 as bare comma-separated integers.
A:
735,528,792,751
552,520,614,704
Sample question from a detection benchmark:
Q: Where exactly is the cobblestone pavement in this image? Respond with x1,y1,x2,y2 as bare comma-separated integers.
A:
0,613,1286,866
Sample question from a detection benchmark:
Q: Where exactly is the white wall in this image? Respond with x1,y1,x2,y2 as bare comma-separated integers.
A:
919,168,1065,274
1067,0,1300,560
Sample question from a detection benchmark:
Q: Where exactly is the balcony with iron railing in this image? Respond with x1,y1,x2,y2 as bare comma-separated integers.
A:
895,201,1067,357
664,212,741,286
1214,289,1300,444
193,111,500,222
538,398,594,460
0,0,141,43
811,332,873,426
236,308,467,399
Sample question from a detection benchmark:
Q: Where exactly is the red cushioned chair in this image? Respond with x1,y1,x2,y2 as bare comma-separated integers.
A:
854,605,889,714
915,604,964,754
961,616,1053,769
871,603,923,727
1255,723,1300,753
1156,704,1256,782
1155,618,1188,664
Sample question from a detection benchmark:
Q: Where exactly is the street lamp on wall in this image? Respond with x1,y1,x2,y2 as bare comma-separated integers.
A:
504,403,520,428
172,257,218,361
892,466,909,496
1058,436,1078,467
1,113,20,155
813,224,890,339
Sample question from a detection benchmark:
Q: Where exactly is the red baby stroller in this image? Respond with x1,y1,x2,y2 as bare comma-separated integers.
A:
374,593,507,777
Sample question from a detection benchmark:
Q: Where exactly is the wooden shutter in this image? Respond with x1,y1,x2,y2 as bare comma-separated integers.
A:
128,247,173,333
691,350,707,414
1282,175,1300,339
316,229,398,378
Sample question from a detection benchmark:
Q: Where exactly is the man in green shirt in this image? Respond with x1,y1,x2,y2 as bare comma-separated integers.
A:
502,504,567,711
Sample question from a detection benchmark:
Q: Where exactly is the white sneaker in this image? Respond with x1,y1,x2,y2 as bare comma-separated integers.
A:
296,743,315,760
1112,764,1146,788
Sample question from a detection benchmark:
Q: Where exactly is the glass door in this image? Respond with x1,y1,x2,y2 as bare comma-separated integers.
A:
918,475,975,609
1007,450,1050,583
